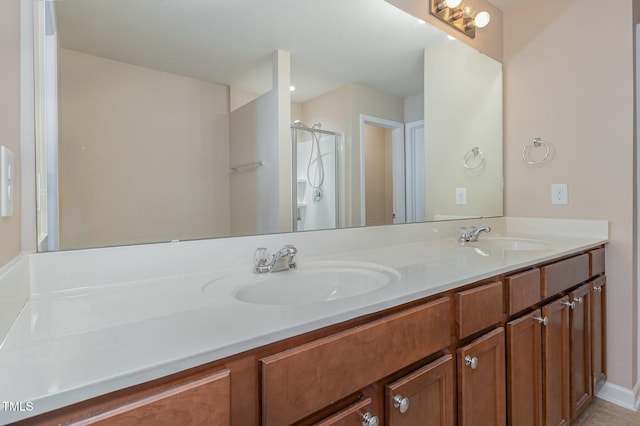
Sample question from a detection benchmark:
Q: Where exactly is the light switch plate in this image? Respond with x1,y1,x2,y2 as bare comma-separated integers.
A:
1,146,15,216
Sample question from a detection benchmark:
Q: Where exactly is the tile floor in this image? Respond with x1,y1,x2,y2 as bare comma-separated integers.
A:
573,398,640,425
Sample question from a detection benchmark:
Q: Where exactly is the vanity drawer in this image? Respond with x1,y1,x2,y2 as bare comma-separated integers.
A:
455,280,503,339
260,297,451,425
590,248,605,277
506,268,541,316
541,254,589,298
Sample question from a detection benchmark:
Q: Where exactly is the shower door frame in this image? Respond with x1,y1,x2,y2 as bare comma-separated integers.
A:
291,126,341,232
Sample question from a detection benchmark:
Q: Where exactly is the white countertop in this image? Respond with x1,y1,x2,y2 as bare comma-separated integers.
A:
0,220,607,423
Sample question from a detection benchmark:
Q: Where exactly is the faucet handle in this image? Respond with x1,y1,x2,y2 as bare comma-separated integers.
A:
458,227,469,243
254,247,271,267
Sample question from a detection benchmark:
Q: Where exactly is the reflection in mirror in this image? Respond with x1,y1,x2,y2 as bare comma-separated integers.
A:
291,124,340,232
33,0,502,252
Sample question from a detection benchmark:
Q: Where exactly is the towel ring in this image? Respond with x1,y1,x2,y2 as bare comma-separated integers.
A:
463,147,485,170
522,138,550,165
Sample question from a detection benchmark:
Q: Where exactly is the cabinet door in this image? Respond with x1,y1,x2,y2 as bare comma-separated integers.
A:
457,328,506,426
315,398,379,426
569,284,592,419
261,298,451,425
71,369,231,426
590,276,607,393
385,355,454,426
541,297,570,426
506,311,543,426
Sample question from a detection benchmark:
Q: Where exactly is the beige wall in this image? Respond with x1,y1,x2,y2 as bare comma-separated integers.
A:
229,89,281,236
424,38,503,220
0,0,22,267
59,49,231,248
504,0,636,389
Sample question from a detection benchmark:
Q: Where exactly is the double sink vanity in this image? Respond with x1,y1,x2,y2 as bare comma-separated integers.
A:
0,217,608,425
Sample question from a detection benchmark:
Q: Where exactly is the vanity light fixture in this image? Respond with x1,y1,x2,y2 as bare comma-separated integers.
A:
429,0,490,39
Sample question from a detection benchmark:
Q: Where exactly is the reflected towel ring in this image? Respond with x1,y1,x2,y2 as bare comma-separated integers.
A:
463,147,485,170
522,138,550,165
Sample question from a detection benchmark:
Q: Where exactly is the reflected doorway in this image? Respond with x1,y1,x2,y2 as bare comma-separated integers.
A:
360,116,426,227
360,115,405,226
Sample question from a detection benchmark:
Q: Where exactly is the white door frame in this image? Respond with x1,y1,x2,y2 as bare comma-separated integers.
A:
405,119,425,223
359,114,405,226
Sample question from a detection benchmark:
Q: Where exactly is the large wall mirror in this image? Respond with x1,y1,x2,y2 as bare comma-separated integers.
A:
33,0,503,252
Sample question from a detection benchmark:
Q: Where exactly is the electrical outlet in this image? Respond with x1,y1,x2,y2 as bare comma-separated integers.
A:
456,188,467,205
551,183,568,205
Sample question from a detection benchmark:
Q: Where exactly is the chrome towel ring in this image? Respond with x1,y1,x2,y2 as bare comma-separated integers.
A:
463,147,485,170
522,138,550,165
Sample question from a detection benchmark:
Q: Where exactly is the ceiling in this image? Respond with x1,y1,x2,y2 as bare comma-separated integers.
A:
488,0,528,12
55,0,445,103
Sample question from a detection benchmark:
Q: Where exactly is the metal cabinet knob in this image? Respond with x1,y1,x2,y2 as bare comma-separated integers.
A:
534,315,549,326
574,296,583,304
362,412,379,426
393,395,410,413
464,355,479,369
594,285,603,293
562,300,576,309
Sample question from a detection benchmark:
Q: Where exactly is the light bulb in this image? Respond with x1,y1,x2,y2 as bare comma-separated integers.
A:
445,0,462,7
474,11,490,28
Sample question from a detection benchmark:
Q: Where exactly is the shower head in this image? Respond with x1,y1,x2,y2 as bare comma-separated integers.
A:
293,120,322,130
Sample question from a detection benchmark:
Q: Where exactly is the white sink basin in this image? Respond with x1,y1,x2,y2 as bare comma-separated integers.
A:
466,236,556,251
203,261,400,305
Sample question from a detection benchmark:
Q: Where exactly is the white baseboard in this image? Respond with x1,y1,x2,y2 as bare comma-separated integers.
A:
596,381,640,411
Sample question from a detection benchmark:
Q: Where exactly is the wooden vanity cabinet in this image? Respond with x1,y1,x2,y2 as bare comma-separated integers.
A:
568,284,592,419
542,296,571,426
506,251,597,426
506,292,582,426
506,311,543,426
260,298,451,425
590,275,606,394
457,328,506,426
69,369,231,426
315,398,377,426
589,246,606,395
384,355,455,426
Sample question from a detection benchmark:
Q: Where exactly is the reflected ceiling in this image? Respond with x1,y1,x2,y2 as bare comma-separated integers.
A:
56,0,441,103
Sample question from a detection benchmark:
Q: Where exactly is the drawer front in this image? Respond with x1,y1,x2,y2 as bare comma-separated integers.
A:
541,254,589,298
260,298,451,425
315,397,376,426
455,280,503,339
72,369,231,426
506,269,541,316
590,248,605,277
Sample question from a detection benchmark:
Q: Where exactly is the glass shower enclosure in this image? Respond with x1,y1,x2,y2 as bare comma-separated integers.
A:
291,124,340,232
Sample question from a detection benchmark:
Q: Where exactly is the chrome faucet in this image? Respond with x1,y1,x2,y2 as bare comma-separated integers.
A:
253,245,297,274
458,226,492,244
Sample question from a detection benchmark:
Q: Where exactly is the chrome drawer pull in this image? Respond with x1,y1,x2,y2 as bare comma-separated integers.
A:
362,412,379,426
534,315,549,326
393,395,410,413
464,355,479,369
